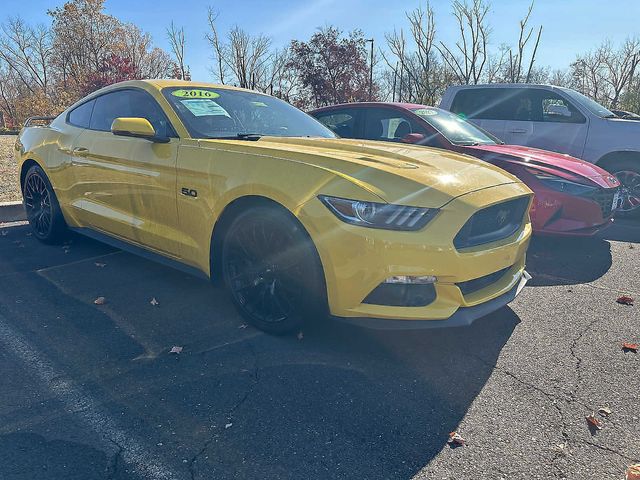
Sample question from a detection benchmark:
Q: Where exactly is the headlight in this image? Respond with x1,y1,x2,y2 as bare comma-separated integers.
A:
318,195,438,231
526,169,597,196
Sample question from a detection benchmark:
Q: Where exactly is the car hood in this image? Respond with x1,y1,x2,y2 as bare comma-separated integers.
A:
199,136,526,207
466,144,619,187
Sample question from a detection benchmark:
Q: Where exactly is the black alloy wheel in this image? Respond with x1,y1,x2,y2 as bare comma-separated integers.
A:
23,165,67,243
221,206,326,334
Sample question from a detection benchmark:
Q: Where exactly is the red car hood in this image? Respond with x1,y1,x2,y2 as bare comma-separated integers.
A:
467,144,618,187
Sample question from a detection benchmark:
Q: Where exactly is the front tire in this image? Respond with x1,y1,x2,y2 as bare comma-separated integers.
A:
22,165,67,243
221,206,327,334
610,159,640,219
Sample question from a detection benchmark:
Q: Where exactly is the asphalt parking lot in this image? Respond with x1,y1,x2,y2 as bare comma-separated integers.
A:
0,219,638,480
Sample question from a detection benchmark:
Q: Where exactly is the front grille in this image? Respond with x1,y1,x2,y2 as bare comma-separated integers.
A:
588,188,618,218
453,197,529,249
457,267,511,296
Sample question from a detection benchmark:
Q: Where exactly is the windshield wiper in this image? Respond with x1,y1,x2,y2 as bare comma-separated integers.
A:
207,133,263,141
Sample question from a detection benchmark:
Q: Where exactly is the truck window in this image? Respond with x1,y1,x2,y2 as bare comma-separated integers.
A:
540,91,586,123
450,88,523,121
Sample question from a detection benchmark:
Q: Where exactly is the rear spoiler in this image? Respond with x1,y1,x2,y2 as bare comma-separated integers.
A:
24,115,57,127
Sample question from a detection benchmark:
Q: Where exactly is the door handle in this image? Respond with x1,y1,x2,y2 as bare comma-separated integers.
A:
72,147,89,158
509,129,527,134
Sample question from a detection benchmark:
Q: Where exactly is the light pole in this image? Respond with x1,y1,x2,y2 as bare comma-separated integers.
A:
365,38,374,101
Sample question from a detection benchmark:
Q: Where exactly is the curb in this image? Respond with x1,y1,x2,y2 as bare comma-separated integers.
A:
0,201,26,223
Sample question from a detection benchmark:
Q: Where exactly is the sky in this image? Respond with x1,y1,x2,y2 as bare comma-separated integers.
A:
9,0,640,82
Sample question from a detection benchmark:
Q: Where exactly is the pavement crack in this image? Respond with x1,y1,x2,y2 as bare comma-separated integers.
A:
568,317,601,390
187,340,261,480
105,439,124,480
581,440,637,462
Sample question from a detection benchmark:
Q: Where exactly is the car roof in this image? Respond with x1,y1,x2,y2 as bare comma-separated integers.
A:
446,83,570,92
84,79,257,98
310,102,439,113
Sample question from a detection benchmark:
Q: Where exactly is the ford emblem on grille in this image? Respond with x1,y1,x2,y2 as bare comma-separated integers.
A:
496,209,509,226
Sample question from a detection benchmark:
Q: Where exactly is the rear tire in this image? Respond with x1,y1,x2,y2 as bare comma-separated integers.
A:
609,159,640,219
22,165,67,244
221,205,327,334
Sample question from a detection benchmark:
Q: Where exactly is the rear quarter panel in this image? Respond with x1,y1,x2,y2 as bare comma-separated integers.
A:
16,118,86,226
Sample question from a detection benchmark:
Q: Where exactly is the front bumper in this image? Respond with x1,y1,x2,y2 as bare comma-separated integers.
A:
333,270,530,329
530,187,618,236
298,183,533,323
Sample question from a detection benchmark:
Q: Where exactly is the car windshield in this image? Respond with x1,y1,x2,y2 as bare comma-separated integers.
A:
563,89,616,118
162,87,336,139
411,107,498,146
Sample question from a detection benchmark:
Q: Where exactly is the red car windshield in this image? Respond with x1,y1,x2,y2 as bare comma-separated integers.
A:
411,107,499,146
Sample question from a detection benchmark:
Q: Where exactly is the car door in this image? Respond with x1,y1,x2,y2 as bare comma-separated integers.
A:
502,88,588,158
70,88,183,258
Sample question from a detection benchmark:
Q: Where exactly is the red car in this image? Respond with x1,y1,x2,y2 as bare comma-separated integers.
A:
310,102,622,236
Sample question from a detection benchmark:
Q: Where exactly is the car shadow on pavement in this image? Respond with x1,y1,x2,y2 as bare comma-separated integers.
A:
0,225,520,480
525,235,612,287
600,218,640,243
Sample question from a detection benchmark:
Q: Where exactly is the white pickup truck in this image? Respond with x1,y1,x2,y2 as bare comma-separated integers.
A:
440,84,640,217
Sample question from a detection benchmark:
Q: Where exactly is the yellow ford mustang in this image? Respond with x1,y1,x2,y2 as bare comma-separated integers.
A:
16,80,532,333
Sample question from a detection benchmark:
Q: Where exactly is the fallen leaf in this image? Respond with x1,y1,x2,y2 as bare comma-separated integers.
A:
553,442,569,456
297,331,304,340
626,464,640,480
150,297,159,306
622,343,639,353
169,346,183,354
225,422,233,429
617,295,635,306
586,413,603,430
93,296,106,305
448,431,466,446
598,406,613,417
94,262,106,268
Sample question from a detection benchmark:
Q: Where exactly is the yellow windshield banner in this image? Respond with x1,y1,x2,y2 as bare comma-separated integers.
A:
171,89,220,99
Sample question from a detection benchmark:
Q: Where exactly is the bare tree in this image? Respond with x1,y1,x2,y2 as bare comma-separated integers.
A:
205,7,228,84
205,7,274,90
599,39,640,107
167,21,189,80
504,1,542,83
0,18,53,95
571,38,640,108
382,2,452,104
436,0,490,85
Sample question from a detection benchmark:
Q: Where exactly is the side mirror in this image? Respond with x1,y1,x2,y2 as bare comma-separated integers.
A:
401,133,425,144
111,117,169,143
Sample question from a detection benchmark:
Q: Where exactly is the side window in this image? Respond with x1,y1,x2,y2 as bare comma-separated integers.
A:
539,91,586,124
314,110,358,138
450,88,523,121
67,100,95,128
362,108,426,141
90,89,175,137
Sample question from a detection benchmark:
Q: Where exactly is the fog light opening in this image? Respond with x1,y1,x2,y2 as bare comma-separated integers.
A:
384,275,437,285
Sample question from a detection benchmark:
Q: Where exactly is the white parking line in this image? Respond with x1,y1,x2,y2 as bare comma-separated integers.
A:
0,312,181,480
